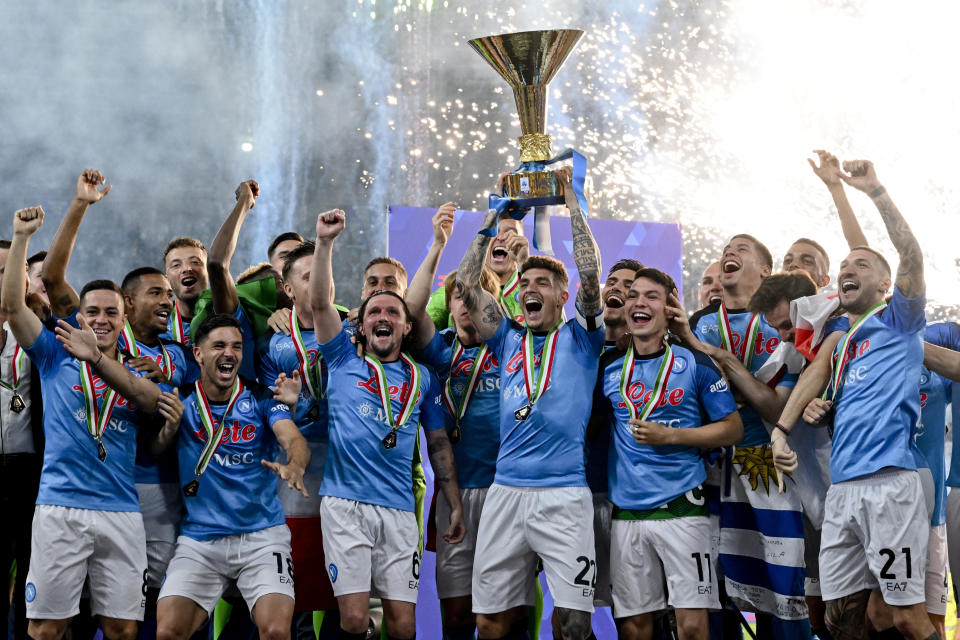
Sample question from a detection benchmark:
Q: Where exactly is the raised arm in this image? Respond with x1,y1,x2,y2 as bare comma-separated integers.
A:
407,203,454,349
42,170,112,318
1,208,45,347
456,209,502,339
556,170,602,316
54,317,162,411
208,181,258,314
425,427,466,543
809,150,867,249
839,160,924,298
264,418,311,497
310,210,347,344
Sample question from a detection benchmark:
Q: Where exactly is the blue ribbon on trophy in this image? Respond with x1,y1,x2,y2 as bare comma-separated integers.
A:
482,148,589,255
469,29,586,256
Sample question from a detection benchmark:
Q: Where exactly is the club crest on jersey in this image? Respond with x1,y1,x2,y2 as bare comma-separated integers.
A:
920,373,929,386
238,399,251,412
672,356,687,373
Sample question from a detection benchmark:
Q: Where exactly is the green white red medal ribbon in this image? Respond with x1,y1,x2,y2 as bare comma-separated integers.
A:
717,300,761,369
521,322,562,408
0,343,26,395
170,302,188,345
498,270,520,317
619,340,675,422
121,320,172,379
191,377,243,479
290,308,322,399
442,340,490,424
364,352,421,434
822,299,886,402
79,351,124,453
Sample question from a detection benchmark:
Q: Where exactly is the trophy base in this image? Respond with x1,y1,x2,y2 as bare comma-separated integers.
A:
502,170,564,206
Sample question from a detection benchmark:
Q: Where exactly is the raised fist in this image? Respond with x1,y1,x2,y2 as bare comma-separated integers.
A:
316,209,346,240
839,159,882,194
235,180,260,208
13,206,44,237
75,169,111,205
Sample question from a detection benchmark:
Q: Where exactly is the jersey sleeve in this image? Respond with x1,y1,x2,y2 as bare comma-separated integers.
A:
257,389,293,427
425,287,451,331
415,330,449,379
418,369,446,432
884,286,926,334
925,322,960,351
318,329,353,370
22,326,68,376
691,350,739,421
256,334,281,388
166,343,199,387
572,305,606,357
484,315,515,364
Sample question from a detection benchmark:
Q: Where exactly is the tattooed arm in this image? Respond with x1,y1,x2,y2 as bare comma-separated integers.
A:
456,209,503,339
425,427,466,543
839,160,924,298
556,170,603,317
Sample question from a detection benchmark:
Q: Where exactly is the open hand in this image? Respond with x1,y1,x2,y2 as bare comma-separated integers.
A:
262,460,309,497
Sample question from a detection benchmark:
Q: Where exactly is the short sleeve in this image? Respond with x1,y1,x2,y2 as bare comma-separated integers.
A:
258,389,293,427
825,315,850,334
256,334,281,388
318,329,353,369
883,286,926,334
570,314,606,358
925,322,960,351
22,326,67,376
484,316,515,365
415,330,449,377
692,350,739,422
167,343,199,387
418,370,446,432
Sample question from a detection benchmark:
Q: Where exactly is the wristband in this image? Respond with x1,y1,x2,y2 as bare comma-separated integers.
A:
773,422,791,437
869,185,886,199
93,352,104,368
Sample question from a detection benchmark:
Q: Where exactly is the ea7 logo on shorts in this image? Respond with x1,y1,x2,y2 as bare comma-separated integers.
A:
25,583,35,603
328,563,338,583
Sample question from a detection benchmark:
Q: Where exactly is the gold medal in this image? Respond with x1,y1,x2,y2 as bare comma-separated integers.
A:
382,430,398,449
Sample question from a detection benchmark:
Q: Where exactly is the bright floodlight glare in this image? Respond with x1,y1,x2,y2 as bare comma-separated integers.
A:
241,142,253,152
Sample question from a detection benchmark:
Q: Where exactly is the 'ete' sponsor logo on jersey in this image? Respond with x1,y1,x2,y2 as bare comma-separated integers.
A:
192,420,257,443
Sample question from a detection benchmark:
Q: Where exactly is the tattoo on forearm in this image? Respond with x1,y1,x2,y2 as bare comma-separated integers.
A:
427,436,454,485
570,211,602,314
481,301,501,327
873,193,923,297
824,591,870,640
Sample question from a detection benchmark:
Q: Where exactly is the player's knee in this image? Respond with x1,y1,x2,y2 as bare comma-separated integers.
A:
100,620,138,640
256,620,289,640
156,619,191,640
339,610,369,634
676,613,708,640
27,620,68,640
555,607,591,640
385,618,416,639
476,613,510,638
891,606,931,638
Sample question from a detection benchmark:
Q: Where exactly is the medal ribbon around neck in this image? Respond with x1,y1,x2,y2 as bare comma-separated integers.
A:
364,352,422,435
442,340,490,423
170,302,189,345
521,322,562,408
120,321,172,379
717,301,761,369
191,377,244,480
619,340,675,422
823,299,887,402
290,308,322,399
79,351,125,451
497,271,520,317
0,343,27,394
